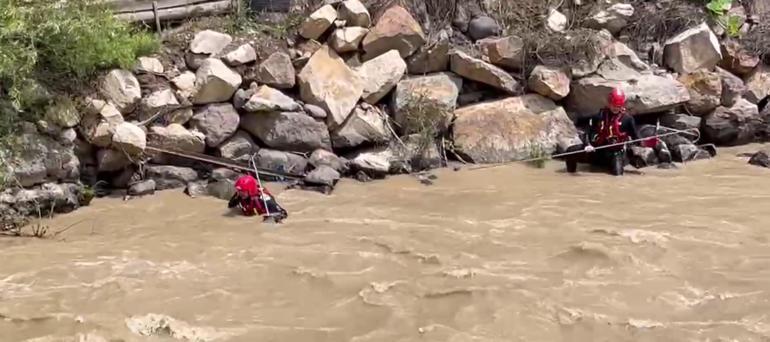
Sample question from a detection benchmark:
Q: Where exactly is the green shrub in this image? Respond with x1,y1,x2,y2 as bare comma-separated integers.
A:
0,0,159,129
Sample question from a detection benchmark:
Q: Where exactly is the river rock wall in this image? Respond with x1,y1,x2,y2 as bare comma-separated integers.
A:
4,0,770,220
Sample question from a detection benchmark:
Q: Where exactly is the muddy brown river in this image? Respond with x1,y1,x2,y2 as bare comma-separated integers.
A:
3,145,770,341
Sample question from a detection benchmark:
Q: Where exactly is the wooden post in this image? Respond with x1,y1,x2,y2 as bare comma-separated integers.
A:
152,1,162,32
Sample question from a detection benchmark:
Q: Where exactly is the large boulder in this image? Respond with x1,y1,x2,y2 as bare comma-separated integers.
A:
362,5,426,59
223,44,257,66
304,165,341,186
566,75,690,117
147,124,206,154
189,103,240,147
298,46,364,128
338,0,371,27
330,27,369,53
583,3,634,34
134,57,164,74
79,99,124,148
146,165,200,190
96,148,131,172
111,122,146,156
702,98,760,145
391,72,463,130
450,50,520,94
300,4,337,40
240,111,332,152
678,69,722,115
254,149,309,175
346,146,395,176
310,149,349,173
128,179,156,196
453,95,581,163
571,30,616,78
358,50,407,104
744,65,770,104
660,113,702,131
716,66,747,106
663,22,722,74
527,66,570,101
215,130,257,163
468,16,500,41
191,58,242,105
100,69,141,114
189,30,232,55
331,104,390,149
243,85,301,112
3,183,84,217
8,133,80,187
719,40,759,76
256,52,296,89
478,36,525,70
406,33,450,74
138,88,180,121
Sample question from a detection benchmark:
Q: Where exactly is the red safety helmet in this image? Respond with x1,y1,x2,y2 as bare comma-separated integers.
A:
607,88,626,107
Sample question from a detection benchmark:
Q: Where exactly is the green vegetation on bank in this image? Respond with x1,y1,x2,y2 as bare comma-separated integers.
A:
0,0,159,151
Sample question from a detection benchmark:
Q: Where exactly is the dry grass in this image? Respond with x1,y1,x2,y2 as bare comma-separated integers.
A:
738,21,770,63
622,0,709,51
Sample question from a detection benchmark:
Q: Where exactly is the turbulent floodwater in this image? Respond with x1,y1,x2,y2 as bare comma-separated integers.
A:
3,145,770,342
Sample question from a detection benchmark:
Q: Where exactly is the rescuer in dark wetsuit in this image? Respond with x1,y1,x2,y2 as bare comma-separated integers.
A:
564,88,666,175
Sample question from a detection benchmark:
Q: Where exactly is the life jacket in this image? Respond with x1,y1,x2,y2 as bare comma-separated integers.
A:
592,109,629,146
234,174,273,216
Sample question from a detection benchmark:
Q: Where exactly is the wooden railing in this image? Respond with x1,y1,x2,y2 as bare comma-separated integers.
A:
107,0,293,23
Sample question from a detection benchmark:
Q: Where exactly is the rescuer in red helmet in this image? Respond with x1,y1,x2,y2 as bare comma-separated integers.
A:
228,173,288,222
564,88,665,175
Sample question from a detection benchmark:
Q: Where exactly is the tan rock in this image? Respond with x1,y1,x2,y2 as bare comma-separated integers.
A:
478,35,525,70
719,40,759,76
147,124,206,154
338,0,371,27
678,69,722,115
663,22,722,74
111,122,146,156
240,111,332,152
100,69,141,114
358,50,407,104
172,71,196,99
300,4,337,40
527,66,570,101
330,27,369,53
453,94,580,163
391,72,463,131
566,75,690,117
362,5,426,59
450,50,521,94
134,57,164,74
189,30,233,55
584,3,634,34
243,85,302,112
256,52,296,89
80,99,125,148
298,46,365,127
744,64,770,104
406,35,450,74
223,44,257,66
192,58,242,105
331,104,390,149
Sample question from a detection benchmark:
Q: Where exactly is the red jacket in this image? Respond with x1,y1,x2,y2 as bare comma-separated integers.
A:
233,175,274,216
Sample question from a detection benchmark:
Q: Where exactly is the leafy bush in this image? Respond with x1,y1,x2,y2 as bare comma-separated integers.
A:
0,0,159,128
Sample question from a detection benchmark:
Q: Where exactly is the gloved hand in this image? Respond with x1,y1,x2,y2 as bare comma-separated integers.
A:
584,145,595,153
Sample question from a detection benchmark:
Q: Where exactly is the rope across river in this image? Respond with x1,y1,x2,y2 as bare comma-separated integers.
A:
469,125,705,171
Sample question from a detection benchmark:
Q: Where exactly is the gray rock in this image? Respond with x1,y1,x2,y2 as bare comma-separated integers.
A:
338,0,371,27
243,85,301,112
660,113,702,131
10,133,80,187
304,104,327,119
134,56,164,74
96,149,131,173
304,165,341,186
299,4,337,40
749,149,770,168
584,3,634,34
629,146,658,168
111,122,146,156
128,180,156,196
346,146,394,176
147,124,206,155
671,143,701,162
80,98,124,148
358,50,407,104
4,182,84,216
189,103,240,147
391,72,463,131
716,66,747,106
207,179,235,200
146,165,200,190
254,149,308,175
468,16,500,40
309,149,349,173
331,104,390,149
184,180,210,197
189,30,233,55
223,44,257,66
702,98,760,145
240,111,332,152
744,64,770,104
215,130,257,163
191,58,242,105
211,168,239,182
566,74,690,118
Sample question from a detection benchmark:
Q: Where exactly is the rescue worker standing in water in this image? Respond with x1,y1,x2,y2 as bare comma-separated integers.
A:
564,88,666,175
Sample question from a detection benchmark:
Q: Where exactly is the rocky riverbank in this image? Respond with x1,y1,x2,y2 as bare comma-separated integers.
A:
3,0,770,227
